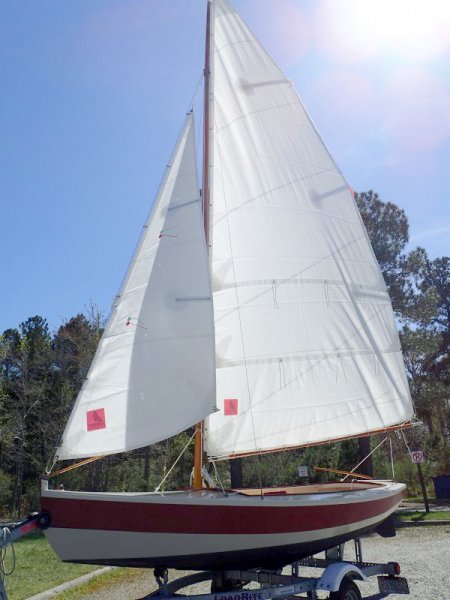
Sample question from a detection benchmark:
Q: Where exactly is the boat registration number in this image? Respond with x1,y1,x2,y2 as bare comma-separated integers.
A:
378,576,410,594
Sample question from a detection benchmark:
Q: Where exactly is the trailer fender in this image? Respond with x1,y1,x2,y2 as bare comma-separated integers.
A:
317,562,367,593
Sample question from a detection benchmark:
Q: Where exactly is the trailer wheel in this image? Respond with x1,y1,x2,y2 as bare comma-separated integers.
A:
329,577,361,600
211,577,244,593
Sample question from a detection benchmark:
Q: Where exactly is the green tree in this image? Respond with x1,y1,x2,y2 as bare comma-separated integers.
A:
0,316,53,515
51,311,103,449
355,190,409,314
356,191,449,477
400,252,449,466
403,252,449,371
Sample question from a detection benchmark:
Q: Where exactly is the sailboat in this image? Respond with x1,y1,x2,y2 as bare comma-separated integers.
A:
41,0,415,572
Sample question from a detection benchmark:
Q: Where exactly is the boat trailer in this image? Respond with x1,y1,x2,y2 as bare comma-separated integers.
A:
0,512,50,600
144,540,409,600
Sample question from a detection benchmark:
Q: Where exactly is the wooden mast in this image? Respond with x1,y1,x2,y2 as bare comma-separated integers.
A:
193,0,212,492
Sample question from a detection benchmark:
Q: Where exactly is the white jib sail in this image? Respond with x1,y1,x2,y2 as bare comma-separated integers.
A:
57,113,216,460
205,0,414,459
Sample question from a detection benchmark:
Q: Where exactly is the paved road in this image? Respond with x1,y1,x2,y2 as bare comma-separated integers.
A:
73,526,450,600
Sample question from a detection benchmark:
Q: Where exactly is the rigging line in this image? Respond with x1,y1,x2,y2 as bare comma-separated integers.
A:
210,460,227,496
390,436,395,479
154,431,196,493
46,452,59,477
188,72,205,113
341,437,388,482
400,428,412,454
162,438,170,484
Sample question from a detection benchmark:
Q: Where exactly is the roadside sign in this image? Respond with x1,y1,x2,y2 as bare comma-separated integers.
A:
298,465,308,477
410,450,425,463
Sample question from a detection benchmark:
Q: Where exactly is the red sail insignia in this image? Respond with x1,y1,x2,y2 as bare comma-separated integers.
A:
86,408,106,432
224,399,238,416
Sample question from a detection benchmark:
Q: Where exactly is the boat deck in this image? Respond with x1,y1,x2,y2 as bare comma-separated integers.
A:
233,481,382,496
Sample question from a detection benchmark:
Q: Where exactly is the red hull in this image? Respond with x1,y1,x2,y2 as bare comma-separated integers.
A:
41,481,404,570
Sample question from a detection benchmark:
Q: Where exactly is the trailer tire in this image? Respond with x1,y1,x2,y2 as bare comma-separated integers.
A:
329,577,361,600
211,577,244,593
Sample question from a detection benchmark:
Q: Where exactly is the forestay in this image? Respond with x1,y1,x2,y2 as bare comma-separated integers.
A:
57,113,216,460
205,0,414,459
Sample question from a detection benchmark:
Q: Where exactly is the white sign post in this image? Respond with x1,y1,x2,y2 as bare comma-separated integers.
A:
298,465,308,478
410,450,424,464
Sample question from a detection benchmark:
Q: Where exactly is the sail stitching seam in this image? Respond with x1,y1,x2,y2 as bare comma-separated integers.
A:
214,100,298,135
216,347,402,367
218,298,406,416
211,174,359,229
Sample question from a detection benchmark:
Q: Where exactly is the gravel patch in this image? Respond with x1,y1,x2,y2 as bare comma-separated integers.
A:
353,525,450,599
69,526,450,600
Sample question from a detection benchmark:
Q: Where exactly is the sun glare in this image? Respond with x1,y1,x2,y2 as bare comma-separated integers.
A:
369,0,450,59
315,0,450,62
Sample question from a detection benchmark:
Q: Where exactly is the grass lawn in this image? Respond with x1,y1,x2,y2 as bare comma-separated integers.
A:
3,531,98,600
396,509,450,522
402,496,439,503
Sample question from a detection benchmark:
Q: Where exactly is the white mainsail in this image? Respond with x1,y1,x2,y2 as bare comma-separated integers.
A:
205,0,414,459
57,113,216,460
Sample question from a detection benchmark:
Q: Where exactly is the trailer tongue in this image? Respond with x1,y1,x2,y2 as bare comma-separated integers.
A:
0,512,50,599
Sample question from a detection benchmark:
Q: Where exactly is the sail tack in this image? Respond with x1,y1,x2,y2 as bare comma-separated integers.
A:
57,114,216,460
205,0,414,459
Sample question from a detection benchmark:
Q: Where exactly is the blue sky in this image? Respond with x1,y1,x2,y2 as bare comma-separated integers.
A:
1,0,449,334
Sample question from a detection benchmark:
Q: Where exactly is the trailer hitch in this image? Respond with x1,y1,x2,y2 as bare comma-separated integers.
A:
1,512,51,599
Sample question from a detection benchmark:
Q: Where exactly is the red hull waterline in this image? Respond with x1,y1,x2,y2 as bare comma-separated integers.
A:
40,480,404,571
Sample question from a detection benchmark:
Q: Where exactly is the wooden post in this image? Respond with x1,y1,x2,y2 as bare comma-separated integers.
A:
230,458,243,488
417,462,430,513
193,422,203,491
358,436,374,477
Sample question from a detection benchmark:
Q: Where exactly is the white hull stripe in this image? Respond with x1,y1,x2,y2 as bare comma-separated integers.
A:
45,507,395,562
